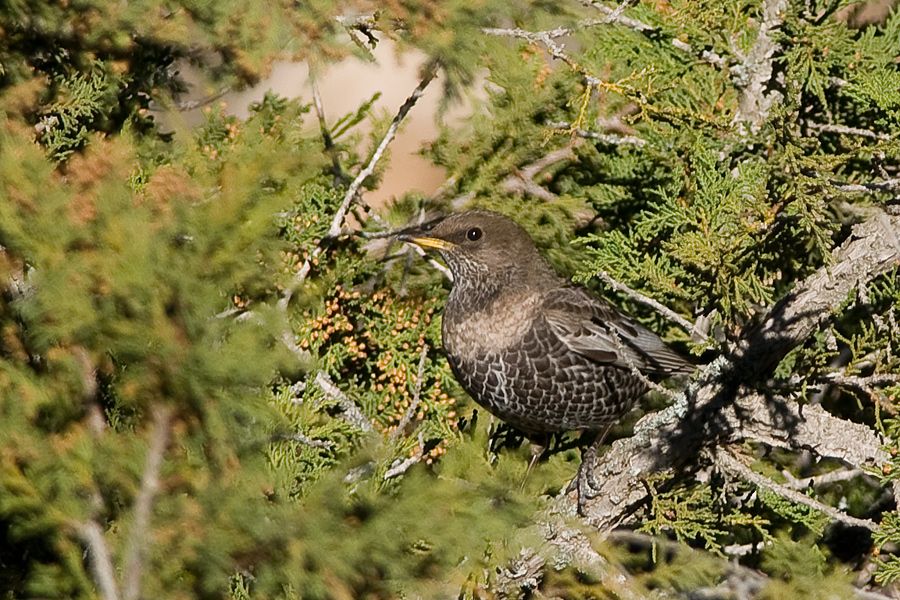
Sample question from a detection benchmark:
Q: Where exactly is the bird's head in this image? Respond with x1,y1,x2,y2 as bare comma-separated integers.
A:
397,210,554,285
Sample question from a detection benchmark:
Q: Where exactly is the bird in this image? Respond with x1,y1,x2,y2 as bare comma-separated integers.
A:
397,209,693,507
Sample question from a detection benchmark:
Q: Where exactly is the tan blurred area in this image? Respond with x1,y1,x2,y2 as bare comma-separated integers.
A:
165,41,471,209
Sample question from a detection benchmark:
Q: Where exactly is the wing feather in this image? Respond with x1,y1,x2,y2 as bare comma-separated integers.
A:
542,287,692,376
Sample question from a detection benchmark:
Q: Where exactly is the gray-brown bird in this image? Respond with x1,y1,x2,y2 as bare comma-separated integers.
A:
398,210,692,502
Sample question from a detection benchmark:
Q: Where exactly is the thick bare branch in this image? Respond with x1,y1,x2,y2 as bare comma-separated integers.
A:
736,213,900,378
722,393,890,472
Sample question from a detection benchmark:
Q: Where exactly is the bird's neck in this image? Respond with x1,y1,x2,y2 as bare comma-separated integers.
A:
445,261,561,325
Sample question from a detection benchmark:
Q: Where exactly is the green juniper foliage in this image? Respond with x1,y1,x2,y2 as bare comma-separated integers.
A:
2,0,900,598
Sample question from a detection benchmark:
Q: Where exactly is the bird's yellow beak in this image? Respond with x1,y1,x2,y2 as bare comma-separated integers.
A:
399,235,456,251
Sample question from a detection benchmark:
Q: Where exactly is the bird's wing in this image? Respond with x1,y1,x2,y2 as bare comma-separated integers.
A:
542,286,693,376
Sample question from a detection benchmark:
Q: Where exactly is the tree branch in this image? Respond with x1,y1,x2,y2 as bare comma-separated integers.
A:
596,270,703,340
808,121,891,141
731,0,789,132
314,371,374,433
563,211,900,531
384,432,425,480
390,343,429,441
581,1,728,67
712,447,878,531
310,74,350,184
831,178,900,195
722,393,891,474
123,404,172,600
546,121,645,146
76,521,122,600
500,146,578,201
278,62,439,310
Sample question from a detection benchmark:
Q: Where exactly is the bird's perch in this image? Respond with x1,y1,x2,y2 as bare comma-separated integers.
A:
561,211,900,530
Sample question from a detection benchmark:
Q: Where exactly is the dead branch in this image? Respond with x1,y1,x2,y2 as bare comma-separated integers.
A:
311,74,350,184
581,1,728,67
276,431,334,449
722,393,890,474
832,178,900,194
781,467,867,490
384,432,425,480
546,121,645,146
808,121,892,141
482,27,601,86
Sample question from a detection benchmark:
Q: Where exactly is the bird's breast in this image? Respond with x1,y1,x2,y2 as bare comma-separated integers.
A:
442,290,543,362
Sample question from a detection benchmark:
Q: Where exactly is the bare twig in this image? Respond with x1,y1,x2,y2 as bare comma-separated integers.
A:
149,87,231,113
277,431,334,449
326,63,438,241
76,522,122,600
596,271,701,340
123,405,172,600
546,121,645,146
408,244,454,280
831,178,900,194
482,27,601,86
712,447,877,531
390,343,429,441
311,74,349,183
781,467,866,490
278,62,439,310
808,122,891,141
314,371,374,433
818,371,900,414
384,432,425,479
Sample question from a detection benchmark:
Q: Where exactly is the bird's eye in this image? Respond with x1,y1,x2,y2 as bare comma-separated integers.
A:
466,227,483,241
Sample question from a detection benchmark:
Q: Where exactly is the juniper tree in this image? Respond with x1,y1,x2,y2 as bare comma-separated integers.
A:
2,0,900,599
